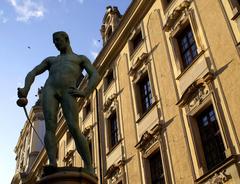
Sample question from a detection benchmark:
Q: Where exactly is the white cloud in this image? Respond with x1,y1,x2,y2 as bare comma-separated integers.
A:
0,10,8,23
90,51,99,59
8,0,45,22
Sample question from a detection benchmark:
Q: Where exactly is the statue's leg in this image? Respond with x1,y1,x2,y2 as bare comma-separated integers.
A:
43,89,59,166
61,93,93,172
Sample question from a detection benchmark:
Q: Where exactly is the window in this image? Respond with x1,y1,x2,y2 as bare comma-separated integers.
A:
149,151,165,184
162,0,173,10
104,69,114,90
137,74,153,114
177,25,198,69
66,131,72,145
130,30,143,54
196,105,226,170
108,111,119,149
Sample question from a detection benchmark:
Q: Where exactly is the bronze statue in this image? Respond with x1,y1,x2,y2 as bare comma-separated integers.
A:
17,31,100,174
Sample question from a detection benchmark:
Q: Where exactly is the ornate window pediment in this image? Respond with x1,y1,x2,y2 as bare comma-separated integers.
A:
176,72,214,109
63,150,75,166
129,52,149,82
135,124,161,153
103,93,119,116
163,0,192,32
82,125,94,140
105,160,125,182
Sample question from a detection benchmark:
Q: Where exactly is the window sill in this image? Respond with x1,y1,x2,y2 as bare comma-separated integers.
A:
231,7,240,20
195,155,238,184
136,101,157,124
176,50,205,80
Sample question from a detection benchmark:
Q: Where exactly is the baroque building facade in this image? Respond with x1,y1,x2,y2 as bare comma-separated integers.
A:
12,0,240,183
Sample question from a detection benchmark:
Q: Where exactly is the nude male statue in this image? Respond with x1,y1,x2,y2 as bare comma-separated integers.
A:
17,31,100,173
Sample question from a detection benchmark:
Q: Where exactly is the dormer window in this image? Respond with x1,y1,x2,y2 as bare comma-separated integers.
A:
100,6,122,45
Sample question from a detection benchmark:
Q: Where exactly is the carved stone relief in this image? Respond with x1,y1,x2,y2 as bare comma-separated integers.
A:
135,124,161,155
129,52,150,83
205,170,231,184
105,159,125,183
188,85,209,111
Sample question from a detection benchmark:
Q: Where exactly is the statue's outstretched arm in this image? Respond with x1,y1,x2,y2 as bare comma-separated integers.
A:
18,58,49,98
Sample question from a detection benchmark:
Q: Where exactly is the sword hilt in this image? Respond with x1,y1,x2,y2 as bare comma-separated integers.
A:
17,97,28,107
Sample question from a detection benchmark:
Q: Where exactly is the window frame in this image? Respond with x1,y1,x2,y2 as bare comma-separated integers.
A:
129,28,144,56
135,73,154,116
176,24,198,70
195,105,226,170
104,68,115,92
187,99,227,174
107,111,120,150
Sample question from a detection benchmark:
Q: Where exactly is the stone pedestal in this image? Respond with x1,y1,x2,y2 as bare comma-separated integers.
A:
37,166,98,184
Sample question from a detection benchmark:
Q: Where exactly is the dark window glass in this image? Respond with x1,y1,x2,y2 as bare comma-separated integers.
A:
85,103,91,116
66,131,72,145
105,70,114,88
177,25,198,69
132,31,143,50
149,151,165,184
196,105,226,170
108,112,118,149
138,75,153,113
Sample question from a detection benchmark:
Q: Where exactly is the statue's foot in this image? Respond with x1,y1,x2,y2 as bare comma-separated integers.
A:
43,164,58,177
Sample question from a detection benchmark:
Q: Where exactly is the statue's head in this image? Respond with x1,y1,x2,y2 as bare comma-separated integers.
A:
52,31,70,51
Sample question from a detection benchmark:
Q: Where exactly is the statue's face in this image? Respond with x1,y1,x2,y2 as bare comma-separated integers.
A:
53,34,68,52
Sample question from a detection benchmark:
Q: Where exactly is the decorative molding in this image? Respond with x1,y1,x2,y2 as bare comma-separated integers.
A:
135,124,161,153
129,52,149,76
105,159,125,180
82,125,94,140
205,170,230,184
103,93,119,113
176,72,214,108
63,150,75,163
163,0,192,32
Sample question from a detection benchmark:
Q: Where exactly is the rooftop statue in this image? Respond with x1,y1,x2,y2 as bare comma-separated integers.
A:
17,31,100,174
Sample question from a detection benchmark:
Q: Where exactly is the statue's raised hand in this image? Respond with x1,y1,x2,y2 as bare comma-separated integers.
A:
17,87,28,98
68,87,86,97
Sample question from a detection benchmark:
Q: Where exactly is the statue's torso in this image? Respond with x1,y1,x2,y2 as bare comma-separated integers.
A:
45,54,83,90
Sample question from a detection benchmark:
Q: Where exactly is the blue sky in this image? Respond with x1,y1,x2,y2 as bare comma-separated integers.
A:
0,0,131,183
